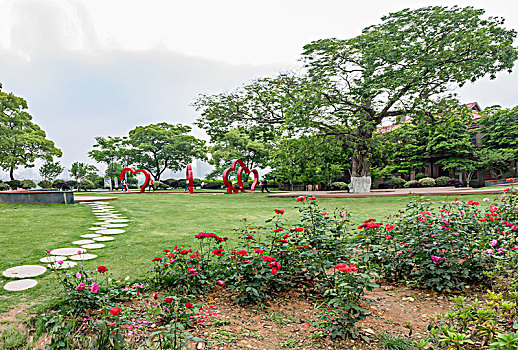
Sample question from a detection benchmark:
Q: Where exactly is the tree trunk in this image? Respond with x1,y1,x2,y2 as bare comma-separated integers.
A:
9,167,14,181
349,140,373,193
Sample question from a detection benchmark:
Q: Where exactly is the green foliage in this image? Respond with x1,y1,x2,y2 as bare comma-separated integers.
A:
330,182,348,190
403,180,417,188
357,190,518,291
0,83,62,180
80,179,95,190
69,162,98,190
436,176,450,187
19,179,35,189
475,148,514,179
37,180,52,189
194,6,518,192
376,332,416,350
418,177,436,187
128,123,206,181
152,181,167,190
6,180,21,190
479,105,518,162
39,159,64,181
0,183,9,191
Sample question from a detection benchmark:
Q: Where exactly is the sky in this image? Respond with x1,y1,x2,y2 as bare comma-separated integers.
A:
0,0,517,180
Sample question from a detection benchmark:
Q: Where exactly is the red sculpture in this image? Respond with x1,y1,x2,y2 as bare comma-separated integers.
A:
120,168,151,193
222,159,259,194
186,164,194,194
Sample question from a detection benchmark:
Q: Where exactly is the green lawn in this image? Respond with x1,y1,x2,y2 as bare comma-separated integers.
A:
0,190,504,314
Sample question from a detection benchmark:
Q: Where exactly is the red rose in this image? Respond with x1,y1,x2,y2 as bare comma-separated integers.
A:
110,306,121,315
274,208,285,215
185,302,193,309
97,266,108,273
151,257,162,262
165,297,174,303
295,196,306,203
237,250,248,255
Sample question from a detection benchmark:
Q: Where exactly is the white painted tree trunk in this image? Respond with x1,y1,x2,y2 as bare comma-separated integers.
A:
349,176,371,193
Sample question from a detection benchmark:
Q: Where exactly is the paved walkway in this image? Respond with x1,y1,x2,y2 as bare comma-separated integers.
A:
74,195,118,202
268,186,509,198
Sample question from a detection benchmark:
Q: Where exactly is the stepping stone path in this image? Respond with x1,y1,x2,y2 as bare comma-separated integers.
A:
93,236,115,242
3,265,47,278
3,200,131,291
50,248,86,256
40,256,68,263
48,261,78,269
4,279,38,291
81,243,105,249
69,253,98,261
95,229,125,235
81,234,102,238
72,239,95,245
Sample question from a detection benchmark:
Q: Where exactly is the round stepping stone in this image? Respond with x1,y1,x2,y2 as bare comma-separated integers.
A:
48,261,77,269
81,243,105,249
95,229,125,235
72,239,95,245
93,236,115,242
4,279,38,291
105,219,128,223
103,224,128,228
40,256,68,263
93,222,108,225
69,254,98,261
50,248,86,256
3,265,47,278
89,227,104,231
81,234,102,238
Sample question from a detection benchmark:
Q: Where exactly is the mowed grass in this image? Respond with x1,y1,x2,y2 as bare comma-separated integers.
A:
0,190,503,314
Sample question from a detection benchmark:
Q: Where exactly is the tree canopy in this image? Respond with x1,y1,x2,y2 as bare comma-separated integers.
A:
194,6,518,192
0,83,62,180
127,123,206,181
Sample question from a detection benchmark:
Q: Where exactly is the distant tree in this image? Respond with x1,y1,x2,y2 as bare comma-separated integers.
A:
385,101,476,181
69,162,98,191
475,148,514,179
205,128,269,179
88,136,126,189
39,159,64,181
0,83,62,180
478,105,518,164
127,123,206,181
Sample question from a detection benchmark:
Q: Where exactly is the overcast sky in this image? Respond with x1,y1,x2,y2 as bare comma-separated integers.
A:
0,0,517,179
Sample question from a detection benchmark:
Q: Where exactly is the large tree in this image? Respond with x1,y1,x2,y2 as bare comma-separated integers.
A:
39,159,64,181
127,123,206,181
478,105,518,163
69,162,98,191
194,6,517,192
0,83,62,180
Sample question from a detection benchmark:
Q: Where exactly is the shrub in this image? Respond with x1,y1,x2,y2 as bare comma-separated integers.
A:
403,180,421,188
153,181,168,190
418,177,436,187
20,180,36,190
52,179,64,188
357,190,518,291
0,183,10,191
330,182,348,190
7,180,21,190
388,178,406,189
377,182,391,189
67,180,78,189
469,180,485,188
435,176,450,186
54,181,72,191
38,180,53,189
201,183,221,189
163,179,179,188
80,179,95,190
415,173,428,181
446,178,464,187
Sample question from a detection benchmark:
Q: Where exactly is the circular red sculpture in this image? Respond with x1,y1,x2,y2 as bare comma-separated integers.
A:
120,168,151,193
222,159,259,194
186,164,194,194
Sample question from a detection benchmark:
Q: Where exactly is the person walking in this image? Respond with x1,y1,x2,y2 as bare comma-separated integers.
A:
260,179,270,193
